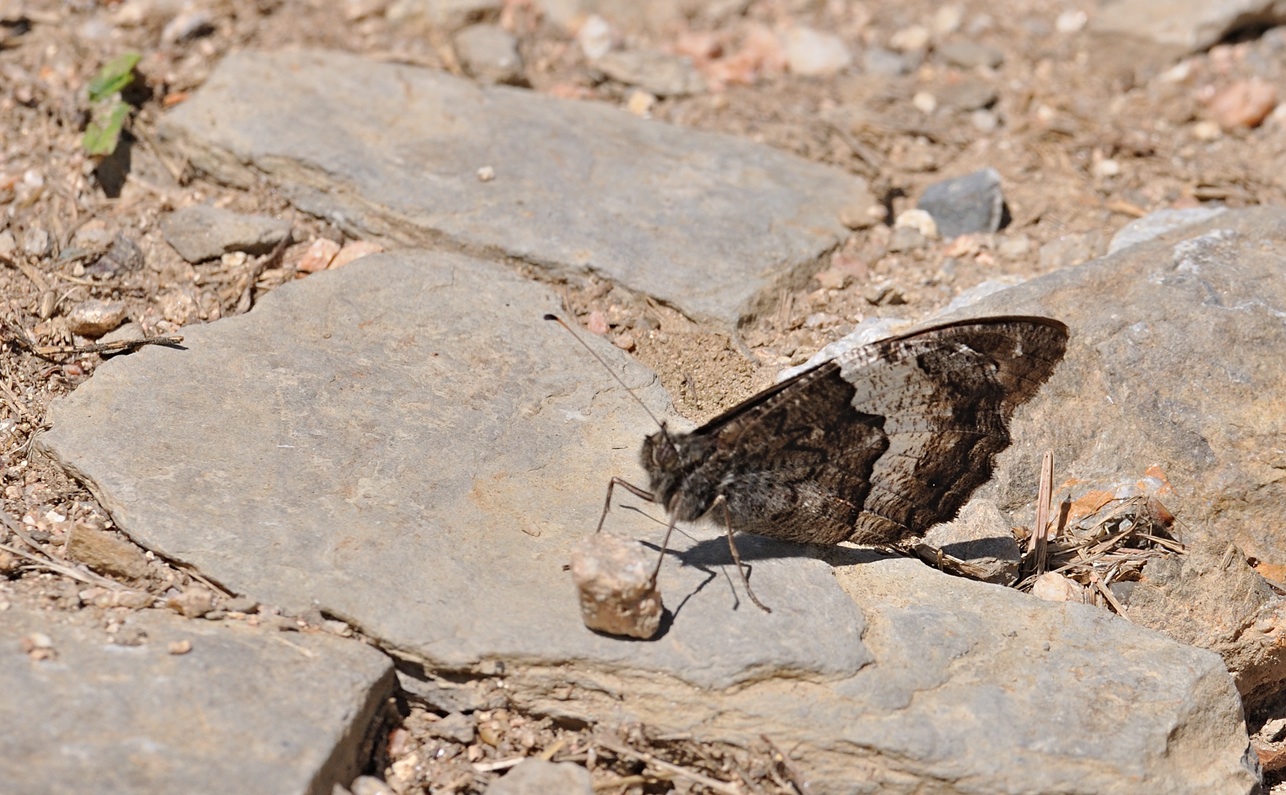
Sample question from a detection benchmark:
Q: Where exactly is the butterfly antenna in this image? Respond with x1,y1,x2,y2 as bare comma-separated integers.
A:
544,314,666,431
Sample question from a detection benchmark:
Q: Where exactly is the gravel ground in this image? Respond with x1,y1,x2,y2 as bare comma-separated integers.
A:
2,1,1285,792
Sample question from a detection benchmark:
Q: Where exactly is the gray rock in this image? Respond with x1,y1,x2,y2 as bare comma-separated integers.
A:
862,46,915,75
158,49,870,325
39,246,1259,794
1126,542,1281,703
514,558,1256,794
1037,229,1109,271
936,40,1004,69
922,498,1021,584
396,670,505,713
426,712,476,744
0,605,395,795
22,226,51,257
41,251,871,692
593,49,705,97
936,78,998,110
1090,0,1286,52
916,167,1005,239
454,24,523,85
85,233,146,277
483,758,593,795
1107,205,1227,254
64,299,128,338
928,206,1286,711
161,204,292,263
388,0,502,29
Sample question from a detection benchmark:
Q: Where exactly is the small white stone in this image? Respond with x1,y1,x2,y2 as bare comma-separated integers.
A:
1055,10,1088,34
894,208,939,239
784,26,852,77
577,14,613,61
1093,158,1121,178
912,91,938,114
1192,120,1222,141
626,90,656,117
66,299,128,338
933,5,963,35
971,109,998,132
889,24,930,52
1031,571,1086,603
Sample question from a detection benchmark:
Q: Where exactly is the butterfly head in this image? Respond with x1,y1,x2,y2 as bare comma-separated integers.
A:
640,423,683,503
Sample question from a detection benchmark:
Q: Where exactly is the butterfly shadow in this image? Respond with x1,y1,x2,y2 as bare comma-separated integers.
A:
630,529,892,628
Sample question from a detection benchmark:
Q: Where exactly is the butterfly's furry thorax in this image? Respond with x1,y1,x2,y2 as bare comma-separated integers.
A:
641,426,722,523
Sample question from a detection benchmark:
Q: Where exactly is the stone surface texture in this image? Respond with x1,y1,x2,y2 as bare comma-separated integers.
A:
0,604,395,795
592,49,706,96
160,204,292,263
41,251,870,692
516,558,1257,795
945,207,1286,567
916,167,1005,239
483,758,594,795
1091,0,1286,51
453,23,523,84
39,242,1262,793
158,49,872,325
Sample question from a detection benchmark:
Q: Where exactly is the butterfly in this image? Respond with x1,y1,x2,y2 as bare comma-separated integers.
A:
554,315,1069,612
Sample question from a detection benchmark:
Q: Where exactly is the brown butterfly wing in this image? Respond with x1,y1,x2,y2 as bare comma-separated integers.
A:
668,317,1068,545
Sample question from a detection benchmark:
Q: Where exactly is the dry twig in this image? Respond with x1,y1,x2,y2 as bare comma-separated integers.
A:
0,511,126,590
1,317,184,360
596,737,746,795
1016,494,1184,614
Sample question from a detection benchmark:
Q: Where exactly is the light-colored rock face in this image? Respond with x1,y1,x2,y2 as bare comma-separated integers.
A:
158,49,874,327
951,206,1286,566
39,240,1264,793
1090,0,1286,52
41,251,871,692
0,603,394,795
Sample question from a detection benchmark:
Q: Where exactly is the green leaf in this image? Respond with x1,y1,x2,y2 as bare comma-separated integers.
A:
82,102,131,156
87,52,142,103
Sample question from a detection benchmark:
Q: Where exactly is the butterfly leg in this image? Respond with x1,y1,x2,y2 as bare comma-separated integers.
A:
713,495,772,613
595,477,656,534
649,510,681,583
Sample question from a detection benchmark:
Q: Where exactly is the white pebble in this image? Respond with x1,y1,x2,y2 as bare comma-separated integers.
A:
890,25,930,52
784,27,852,77
895,208,939,239
912,91,938,114
1093,158,1121,178
1055,10,1087,34
577,14,613,61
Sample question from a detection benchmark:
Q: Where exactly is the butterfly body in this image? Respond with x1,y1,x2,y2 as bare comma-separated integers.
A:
638,316,1069,548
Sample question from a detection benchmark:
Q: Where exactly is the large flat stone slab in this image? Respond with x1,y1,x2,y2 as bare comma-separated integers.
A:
158,49,872,325
515,558,1257,794
41,251,869,691
0,603,394,795
928,207,1286,567
931,205,1286,714
39,249,1258,793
